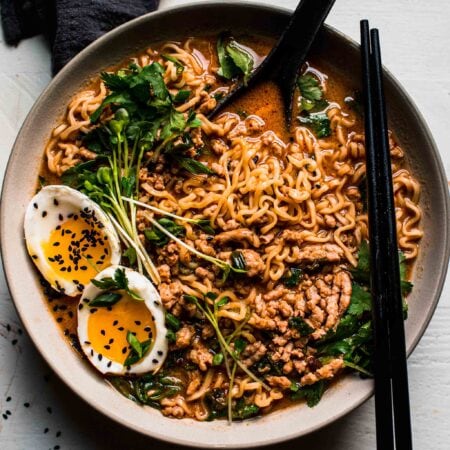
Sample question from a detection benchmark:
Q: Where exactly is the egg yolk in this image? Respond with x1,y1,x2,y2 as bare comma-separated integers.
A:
87,293,154,365
42,216,111,291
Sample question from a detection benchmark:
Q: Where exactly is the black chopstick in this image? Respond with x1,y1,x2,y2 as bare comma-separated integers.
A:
360,20,413,450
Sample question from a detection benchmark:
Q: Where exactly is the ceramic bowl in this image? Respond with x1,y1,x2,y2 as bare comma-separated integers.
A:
1,2,449,448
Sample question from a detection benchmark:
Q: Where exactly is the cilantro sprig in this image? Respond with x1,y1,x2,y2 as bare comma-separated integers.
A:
314,241,414,377
91,268,143,302
297,74,331,138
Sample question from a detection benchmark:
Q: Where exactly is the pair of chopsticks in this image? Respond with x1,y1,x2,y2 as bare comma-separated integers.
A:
360,21,413,450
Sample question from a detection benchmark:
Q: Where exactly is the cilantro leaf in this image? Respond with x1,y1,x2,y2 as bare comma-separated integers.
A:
298,75,323,102
91,268,143,301
346,284,372,316
282,267,303,288
289,317,314,336
290,380,326,407
217,33,254,82
122,247,137,265
226,41,254,83
173,90,191,103
299,113,331,138
297,74,329,114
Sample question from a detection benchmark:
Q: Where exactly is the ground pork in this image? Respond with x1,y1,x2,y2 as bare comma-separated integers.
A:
266,376,292,390
214,228,260,248
174,325,195,350
188,340,213,371
300,358,344,385
240,341,267,367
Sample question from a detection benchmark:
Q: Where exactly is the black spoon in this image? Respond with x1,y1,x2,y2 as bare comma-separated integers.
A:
208,0,336,126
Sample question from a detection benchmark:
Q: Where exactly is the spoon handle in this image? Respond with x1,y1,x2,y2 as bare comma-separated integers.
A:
208,0,335,123
262,0,336,120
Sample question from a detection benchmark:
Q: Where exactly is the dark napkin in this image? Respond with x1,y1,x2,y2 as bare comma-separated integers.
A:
1,0,159,74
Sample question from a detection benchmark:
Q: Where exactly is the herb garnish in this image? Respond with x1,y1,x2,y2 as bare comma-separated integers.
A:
91,268,143,301
298,113,331,138
282,267,303,288
217,33,254,83
288,317,314,336
62,60,207,283
144,218,185,247
297,74,331,138
314,240,413,377
89,292,122,307
109,373,182,407
123,331,152,366
290,380,326,407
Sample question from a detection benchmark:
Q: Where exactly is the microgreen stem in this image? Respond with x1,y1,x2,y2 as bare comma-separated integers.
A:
108,213,160,285
122,197,201,225
228,363,237,424
144,212,242,278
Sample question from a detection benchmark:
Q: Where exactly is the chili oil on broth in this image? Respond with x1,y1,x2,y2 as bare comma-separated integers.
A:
38,34,422,421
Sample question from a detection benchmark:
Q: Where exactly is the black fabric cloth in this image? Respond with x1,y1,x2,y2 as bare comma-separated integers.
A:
1,0,159,74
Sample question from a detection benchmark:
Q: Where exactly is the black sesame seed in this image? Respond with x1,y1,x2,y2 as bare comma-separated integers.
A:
100,330,106,336
47,406,52,414
2,413,7,420
33,203,38,209
104,345,111,350
56,431,61,437
107,361,112,368
113,320,118,326
32,254,38,259
152,359,159,364
6,324,11,331
78,304,83,310
134,320,141,326
122,347,127,354
56,317,63,323
11,339,17,345
54,445,60,450
52,242,60,247
157,351,163,356
44,428,49,434
118,327,124,331
109,338,114,344
6,397,11,402
144,326,151,332
98,354,103,361
42,211,47,218
6,410,11,415
53,199,59,206
24,402,30,408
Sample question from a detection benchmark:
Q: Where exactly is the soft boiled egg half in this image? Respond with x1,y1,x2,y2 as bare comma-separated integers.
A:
24,185,121,296
78,265,168,374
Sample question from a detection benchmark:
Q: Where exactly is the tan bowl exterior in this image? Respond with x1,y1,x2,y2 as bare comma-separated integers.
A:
1,2,449,448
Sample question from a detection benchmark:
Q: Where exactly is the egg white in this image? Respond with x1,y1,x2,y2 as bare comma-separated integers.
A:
24,185,121,296
77,265,168,375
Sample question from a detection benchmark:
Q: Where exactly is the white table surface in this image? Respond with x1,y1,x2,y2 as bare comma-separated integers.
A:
0,0,449,448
